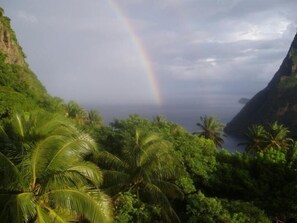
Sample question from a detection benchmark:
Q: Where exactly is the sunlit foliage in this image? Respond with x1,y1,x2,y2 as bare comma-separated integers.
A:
0,112,113,223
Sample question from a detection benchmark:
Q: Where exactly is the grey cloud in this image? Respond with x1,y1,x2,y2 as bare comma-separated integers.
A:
2,0,297,104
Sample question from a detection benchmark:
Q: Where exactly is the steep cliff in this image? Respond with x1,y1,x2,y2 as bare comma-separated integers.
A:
0,8,58,118
225,34,297,135
0,9,26,65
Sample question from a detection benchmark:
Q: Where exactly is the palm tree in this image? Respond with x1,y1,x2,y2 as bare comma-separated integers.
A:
264,121,293,150
95,129,183,223
239,124,267,153
153,115,166,124
196,115,225,148
66,100,88,125
87,109,103,127
0,111,113,223
240,122,293,153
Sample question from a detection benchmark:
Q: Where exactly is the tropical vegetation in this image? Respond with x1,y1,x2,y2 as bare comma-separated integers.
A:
195,115,225,148
94,129,183,222
1,6,297,223
0,112,112,223
240,121,293,153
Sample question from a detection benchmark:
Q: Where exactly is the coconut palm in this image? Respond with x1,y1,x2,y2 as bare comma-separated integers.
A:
239,124,267,153
0,111,113,223
196,115,225,148
87,109,103,127
240,122,293,153
95,129,183,223
264,121,293,150
66,100,88,125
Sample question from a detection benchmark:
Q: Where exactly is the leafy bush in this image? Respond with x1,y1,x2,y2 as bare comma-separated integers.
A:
186,191,271,223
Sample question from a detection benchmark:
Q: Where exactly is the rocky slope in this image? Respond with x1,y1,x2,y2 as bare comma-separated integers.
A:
0,8,61,118
225,33,297,135
0,9,25,66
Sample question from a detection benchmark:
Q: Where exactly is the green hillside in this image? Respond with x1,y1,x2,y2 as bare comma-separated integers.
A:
0,8,65,119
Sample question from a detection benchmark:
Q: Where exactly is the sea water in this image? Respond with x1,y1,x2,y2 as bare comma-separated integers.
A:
83,94,247,152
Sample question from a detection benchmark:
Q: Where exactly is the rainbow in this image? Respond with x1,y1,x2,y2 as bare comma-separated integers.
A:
107,0,162,106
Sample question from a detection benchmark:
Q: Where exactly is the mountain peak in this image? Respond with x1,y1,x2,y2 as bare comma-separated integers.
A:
225,33,297,135
0,8,26,65
0,8,51,117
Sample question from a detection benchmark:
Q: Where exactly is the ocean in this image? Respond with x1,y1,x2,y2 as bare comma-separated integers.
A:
83,93,247,152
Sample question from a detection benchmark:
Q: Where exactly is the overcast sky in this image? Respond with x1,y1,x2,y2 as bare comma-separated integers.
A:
2,0,297,106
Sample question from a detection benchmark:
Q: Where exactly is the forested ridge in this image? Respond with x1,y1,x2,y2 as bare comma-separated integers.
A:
1,8,297,223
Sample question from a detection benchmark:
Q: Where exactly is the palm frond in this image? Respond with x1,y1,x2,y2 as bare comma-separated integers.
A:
37,116,77,137
149,154,178,179
0,194,22,223
140,132,160,148
160,206,181,223
141,181,181,223
140,182,181,222
139,140,171,167
36,204,52,223
103,183,128,196
0,152,21,190
43,136,95,173
12,113,25,140
102,170,130,189
17,192,36,222
46,189,113,223
141,182,171,207
0,125,10,142
95,150,127,170
138,152,159,173
43,162,103,192
31,140,52,189
41,205,71,223
152,180,184,200
44,171,90,191
67,162,103,187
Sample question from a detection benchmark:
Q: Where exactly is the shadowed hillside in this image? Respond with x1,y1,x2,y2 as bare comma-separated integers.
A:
225,33,297,135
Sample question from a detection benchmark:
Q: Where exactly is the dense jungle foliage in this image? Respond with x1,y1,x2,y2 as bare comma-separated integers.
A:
1,108,297,222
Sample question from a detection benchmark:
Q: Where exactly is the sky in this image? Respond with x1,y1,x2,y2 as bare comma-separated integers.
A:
2,0,297,106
